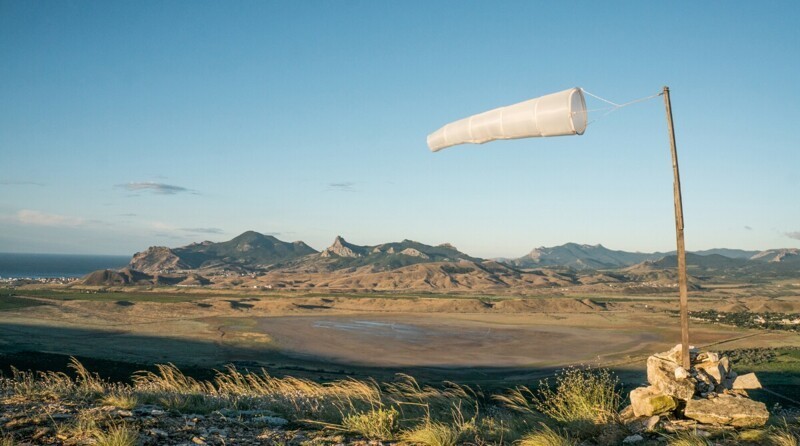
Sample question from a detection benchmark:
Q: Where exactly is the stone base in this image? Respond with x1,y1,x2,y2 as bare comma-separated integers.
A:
683,397,769,428
630,386,677,417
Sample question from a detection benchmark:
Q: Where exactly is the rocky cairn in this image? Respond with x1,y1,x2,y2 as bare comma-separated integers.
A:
627,344,768,429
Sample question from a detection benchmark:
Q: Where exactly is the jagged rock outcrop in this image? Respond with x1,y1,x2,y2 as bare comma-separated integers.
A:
398,248,429,259
320,236,363,258
129,247,190,274
750,248,800,263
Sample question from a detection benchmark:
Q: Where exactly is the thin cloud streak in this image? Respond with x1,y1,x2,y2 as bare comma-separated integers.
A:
786,231,800,241
180,227,224,234
13,210,86,227
327,181,356,192
117,182,195,195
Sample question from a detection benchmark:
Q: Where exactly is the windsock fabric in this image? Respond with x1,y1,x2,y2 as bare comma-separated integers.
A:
427,87,587,152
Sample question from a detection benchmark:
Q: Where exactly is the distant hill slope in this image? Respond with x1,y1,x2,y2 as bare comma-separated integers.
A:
505,243,793,272
647,253,751,270
129,231,317,273
630,250,800,279
750,248,800,263
508,243,664,270
693,248,760,259
301,236,482,271
82,268,209,286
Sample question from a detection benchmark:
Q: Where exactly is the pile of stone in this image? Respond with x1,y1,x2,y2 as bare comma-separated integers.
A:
627,344,769,428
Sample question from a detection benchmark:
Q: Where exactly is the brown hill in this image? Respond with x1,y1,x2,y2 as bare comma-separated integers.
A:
215,260,577,292
81,268,207,287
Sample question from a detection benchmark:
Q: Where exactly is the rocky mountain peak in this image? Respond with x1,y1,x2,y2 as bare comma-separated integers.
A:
751,248,800,263
320,236,362,258
129,246,190,274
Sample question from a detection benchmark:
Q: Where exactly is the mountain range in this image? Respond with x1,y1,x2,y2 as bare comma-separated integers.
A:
126,232,799,274
80,231,798,291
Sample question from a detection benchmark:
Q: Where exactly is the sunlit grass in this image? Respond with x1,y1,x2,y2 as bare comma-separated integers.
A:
401,421,459,446
93,424,138,446
496,367,621,436
340,407,399,440
667,431,712,446
518,423,577,446
100,391,138,410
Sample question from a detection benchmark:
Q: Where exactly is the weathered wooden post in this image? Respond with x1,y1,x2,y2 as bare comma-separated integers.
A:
663,86,691,370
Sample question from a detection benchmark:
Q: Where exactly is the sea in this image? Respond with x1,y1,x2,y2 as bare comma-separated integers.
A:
0,253,130,279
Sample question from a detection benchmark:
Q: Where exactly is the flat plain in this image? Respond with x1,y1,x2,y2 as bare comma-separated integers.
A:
2,284,799,397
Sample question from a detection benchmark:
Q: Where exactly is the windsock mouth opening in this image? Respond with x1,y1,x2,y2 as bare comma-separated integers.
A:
569,88,588,135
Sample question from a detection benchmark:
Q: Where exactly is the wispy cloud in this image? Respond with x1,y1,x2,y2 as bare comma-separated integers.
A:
786,231,800,241
13,209,85,227
744,225,753,231
117,182,196,195
0,180,44,186
180,227,224,234
265,231,294,237
327,181,356,192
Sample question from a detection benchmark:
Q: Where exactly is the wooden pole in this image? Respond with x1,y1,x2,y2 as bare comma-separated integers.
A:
663,86,691,370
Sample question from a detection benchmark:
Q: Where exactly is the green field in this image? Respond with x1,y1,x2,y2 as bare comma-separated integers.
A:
0,293,47,311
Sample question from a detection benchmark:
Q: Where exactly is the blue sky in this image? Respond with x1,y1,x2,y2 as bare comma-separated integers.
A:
1,1,799,257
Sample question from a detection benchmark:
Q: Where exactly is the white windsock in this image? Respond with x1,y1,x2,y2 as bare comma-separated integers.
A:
427,87,588,152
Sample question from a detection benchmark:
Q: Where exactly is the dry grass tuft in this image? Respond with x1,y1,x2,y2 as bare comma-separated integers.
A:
214,365,381,421
769,426,799,446
68,357,105,397
133,363,215,394
667,431,712,446
525,367,620,434
340,407,399,440
100,392,138,410
518,423,577,446
5,367,74,400
93,424,138,446
401,421,459,446
56,409,102,441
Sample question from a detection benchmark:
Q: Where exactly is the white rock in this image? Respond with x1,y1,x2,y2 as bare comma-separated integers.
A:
674,366,689,380
623,434,644,443
732,373,762,390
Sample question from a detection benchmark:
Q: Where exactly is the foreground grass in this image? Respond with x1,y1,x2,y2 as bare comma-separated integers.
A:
0,359,796,445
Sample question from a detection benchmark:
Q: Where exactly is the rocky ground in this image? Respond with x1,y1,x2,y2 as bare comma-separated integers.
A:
1,353,798,445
